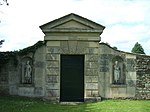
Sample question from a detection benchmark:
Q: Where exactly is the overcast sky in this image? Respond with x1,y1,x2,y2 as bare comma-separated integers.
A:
0,0,150,54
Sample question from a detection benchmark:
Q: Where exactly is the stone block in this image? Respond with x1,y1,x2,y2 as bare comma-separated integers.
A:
60,41,69,54
110,88,118,98
89,42,99,47
46,61,59,67
18,87,34,97
34,61,45,68
46,89,59,97
34,87,44,96
127,87,135,97
99,66,109,72
46,76,59,83
126,59,136,72
9,71,19,85
86,69,98,76
118,88,127,97
86,62,98,69
34,53,45,61
86,76,98,83
9,86,18,95
46,83,59,89
86,55,98,62
46,54,59,60
46,67,59,75
126,72,136,80
47,41,60,46
86,48,98,54
47,47,61,53
76,42,87,54
68,41,78,54
99,54,113,60
91,90,99,97
126,79,136,87
85,83,98,90
86,90,92,97
34,45,45,54
99,59,109,65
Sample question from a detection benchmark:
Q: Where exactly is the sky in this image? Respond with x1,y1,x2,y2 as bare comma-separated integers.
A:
0,0,150,54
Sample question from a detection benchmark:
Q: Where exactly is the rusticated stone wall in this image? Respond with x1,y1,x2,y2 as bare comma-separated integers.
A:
136,55,150,99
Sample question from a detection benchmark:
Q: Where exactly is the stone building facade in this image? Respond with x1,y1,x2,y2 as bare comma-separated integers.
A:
0,13,150,101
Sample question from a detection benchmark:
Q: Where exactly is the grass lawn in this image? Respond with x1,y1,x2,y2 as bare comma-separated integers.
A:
0,96,150,112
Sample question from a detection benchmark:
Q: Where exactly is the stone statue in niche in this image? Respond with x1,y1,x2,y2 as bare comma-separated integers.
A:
114,61,121,83
24,61,32,83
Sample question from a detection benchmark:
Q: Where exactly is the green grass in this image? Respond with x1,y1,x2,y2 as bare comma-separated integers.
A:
0,96,150,112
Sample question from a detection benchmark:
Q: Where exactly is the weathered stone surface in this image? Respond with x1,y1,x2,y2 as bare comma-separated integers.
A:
18,87,34,96
68,41,78,54
85,83,98,90
89,42,99,47
99,60,109,65
136,55,150,99
86,55,98,62
0,73,8,84
86,90,92,97
60,41,69,54
46,90,59,97
86,62,98,69
99,54,113,60
47,47,61,53
99,66,109,72
126,80,136,87
46,61,59,67
86,90,99,97
76,41,87,54
86,69,98,76
34,87,43,96
126,58,136,72
46,76,59,83
46,67,59,75
47,41,60,46
91,90,99,97
46,83,59,89
127,87,135,97
86,48,98,54
34,61,45,68
46,54,59,60
9,86,18,95
86,76,98,83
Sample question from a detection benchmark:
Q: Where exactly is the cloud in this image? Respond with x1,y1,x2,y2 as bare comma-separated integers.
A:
0,0,150,54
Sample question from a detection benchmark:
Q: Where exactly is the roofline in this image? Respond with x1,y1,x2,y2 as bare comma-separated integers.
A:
39,13,105,30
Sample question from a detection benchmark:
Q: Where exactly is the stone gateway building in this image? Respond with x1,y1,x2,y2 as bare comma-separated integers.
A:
0,13,150,102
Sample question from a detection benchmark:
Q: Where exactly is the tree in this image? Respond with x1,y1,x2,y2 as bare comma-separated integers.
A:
131,42,145,54
0,40,4,47
0,0,8,48
0,0,9,5
113,46,118,50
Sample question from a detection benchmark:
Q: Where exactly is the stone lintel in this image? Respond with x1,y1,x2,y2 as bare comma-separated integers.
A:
42,29,103,33
45,36,100,41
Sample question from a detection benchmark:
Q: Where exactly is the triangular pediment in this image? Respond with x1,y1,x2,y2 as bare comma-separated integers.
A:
53,20,93,30
40,13,105,33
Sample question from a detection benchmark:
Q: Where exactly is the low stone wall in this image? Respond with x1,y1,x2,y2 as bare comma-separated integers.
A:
0,61,17,95
0,63,9,95
136,55,150,99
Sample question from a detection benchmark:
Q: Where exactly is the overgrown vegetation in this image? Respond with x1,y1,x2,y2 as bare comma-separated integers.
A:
0,96,150,112
0,41,45,66
18,41,45,56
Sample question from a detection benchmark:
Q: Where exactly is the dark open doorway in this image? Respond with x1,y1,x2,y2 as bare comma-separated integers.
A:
60,55,84,102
